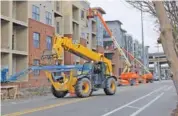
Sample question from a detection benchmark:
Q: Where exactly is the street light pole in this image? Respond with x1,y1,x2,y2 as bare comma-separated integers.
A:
155,44,161,81
141,3,145,74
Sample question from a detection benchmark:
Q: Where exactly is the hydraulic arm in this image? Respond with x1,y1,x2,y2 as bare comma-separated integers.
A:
87,8,131,73
1,65,83,82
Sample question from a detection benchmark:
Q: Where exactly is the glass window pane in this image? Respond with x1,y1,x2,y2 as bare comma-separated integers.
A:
32,13,35,20
49,12,51,18
47,12,49,18
32,5,35,13
46,12,48,18
36,7,39,14
46,36,52,49
33,32,40,48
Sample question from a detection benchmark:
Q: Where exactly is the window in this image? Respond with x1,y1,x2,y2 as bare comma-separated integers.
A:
32,5,40,21
46,11,52,25
33,59,40,76
104,41,113,48
33,32,40,48
104,53,113,60
103,30,110,38
81,10,85,20
46,36,52,50
12,35,15,50
56,22,60,34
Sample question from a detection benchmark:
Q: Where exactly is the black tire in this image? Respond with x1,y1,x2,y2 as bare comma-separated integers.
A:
51,86,68,98
75,78,92,98
150,79,153,83
130,79,135,86
146,80,149,83
104,77,117,95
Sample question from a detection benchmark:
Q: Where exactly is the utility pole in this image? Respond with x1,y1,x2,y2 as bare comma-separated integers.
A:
141,3,145,74
155,44,161,81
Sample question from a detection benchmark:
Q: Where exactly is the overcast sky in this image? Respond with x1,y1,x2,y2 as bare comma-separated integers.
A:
89,0,163,53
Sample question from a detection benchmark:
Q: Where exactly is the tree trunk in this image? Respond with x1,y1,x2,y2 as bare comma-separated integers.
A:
153,1,178,96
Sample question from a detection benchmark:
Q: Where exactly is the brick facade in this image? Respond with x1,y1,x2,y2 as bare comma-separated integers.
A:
97,46,104,54
27,18,55,87
111,50,124,77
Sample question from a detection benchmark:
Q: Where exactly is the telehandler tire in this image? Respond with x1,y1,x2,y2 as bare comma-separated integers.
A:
104,77,117,95
75,78,92,98
51,86,68,98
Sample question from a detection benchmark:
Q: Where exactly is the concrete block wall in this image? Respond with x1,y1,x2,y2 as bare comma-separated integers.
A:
1,1,28,80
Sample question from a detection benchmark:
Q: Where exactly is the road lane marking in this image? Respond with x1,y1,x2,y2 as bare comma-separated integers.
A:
164,86,173,91
127,105,140,109
2,97,93,116
101,86,167,116
130,92,164,116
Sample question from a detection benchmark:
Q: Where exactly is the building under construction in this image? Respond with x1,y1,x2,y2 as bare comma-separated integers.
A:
1,1,149,87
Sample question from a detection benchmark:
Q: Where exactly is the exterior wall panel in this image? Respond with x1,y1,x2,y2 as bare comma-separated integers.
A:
28,18,55,87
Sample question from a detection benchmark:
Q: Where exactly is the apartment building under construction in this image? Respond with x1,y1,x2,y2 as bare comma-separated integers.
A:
0,1,106,87
1,1,150,87
1,1,28,82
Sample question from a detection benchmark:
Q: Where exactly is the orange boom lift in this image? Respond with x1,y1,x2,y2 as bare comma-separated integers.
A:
87,8,153,85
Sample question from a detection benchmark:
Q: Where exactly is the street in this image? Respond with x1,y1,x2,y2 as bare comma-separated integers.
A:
1,80,177,116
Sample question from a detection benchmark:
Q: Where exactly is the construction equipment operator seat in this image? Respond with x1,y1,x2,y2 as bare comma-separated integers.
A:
94,62,102,74
93,62,106,85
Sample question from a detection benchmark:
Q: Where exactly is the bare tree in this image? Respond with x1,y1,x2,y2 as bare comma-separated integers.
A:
127,1,178,114
127,1,178,28
127,1,178,85
127,1,178,44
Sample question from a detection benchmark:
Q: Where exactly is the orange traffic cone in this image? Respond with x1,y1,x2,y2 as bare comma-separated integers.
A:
136,80,139,85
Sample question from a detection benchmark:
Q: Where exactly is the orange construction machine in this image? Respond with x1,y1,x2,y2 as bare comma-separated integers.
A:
87,8,140,86
87,8,153,86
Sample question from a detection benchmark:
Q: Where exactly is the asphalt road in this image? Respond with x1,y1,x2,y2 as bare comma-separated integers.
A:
1,80,177,116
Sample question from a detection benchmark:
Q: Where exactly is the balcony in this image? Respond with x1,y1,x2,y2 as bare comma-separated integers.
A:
72,5,79,22
12,23,28,52
91,20,96,34
12,1,28,23
91,34,96,50
72,22,79,41
1,52,9,67
54,17,62,34
12,54,27,80
1,1,10,17
1,19,10,49
54,1,62,17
